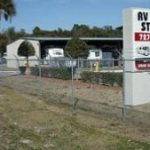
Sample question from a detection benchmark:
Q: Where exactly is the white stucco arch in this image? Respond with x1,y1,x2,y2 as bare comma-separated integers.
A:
7,39,40,68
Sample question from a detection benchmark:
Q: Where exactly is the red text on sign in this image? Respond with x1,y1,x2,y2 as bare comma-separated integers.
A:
135,32,150,41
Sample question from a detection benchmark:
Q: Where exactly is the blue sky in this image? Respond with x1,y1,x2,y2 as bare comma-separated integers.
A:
1,0,150,33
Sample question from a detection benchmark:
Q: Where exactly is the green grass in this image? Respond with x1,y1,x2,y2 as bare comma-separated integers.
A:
0,86,149,150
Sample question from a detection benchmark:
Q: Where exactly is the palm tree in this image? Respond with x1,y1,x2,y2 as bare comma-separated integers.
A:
0,0,16,21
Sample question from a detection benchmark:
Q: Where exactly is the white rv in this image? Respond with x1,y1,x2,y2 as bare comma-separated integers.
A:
87,49,102,60
45,48,76,67
45,48,64,59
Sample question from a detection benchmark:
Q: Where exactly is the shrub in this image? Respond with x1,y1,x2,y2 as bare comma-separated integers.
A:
80,71,123,87
31,66,72,80
19,66,26,75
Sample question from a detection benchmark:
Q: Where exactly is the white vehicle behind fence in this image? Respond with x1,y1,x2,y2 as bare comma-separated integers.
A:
45,48,76,67
87,49,102,60
45,48,64,59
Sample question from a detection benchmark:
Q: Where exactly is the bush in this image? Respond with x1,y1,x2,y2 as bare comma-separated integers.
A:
31,66,72,80
19,66,26,75
80,71,123,87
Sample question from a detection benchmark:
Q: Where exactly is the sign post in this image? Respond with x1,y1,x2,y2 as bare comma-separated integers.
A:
123,8,150,106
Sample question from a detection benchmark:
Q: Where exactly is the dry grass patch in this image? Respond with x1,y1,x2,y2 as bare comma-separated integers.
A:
0,86,149,150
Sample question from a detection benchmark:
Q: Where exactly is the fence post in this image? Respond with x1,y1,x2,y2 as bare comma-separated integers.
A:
65,52,76,108
14,55,20,72
113,49,127,120
36,55,42,96
71,59,74,101
122,57,126,121
112,58,114,71
77,57,80,80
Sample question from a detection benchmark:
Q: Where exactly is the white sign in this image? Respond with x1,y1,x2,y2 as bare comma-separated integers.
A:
124,8,150,71
123,8,150,106
134,9,150,60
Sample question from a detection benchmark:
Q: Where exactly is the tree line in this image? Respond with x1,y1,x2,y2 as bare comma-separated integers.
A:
32,24,122,37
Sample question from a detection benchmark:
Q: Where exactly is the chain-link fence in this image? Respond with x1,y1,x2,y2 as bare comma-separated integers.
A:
0,57,150,125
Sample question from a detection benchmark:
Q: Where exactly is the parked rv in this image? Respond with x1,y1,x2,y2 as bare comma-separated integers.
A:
44,48,76,67
87,49,102,60
45,48,64,59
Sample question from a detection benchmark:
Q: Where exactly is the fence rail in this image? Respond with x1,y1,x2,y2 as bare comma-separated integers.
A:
4,57,123,70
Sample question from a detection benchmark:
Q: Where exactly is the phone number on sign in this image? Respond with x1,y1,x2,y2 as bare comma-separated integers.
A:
135,32,150,41
136,62,150,70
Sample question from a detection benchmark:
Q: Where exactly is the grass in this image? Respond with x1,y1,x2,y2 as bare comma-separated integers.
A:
0,86,150,150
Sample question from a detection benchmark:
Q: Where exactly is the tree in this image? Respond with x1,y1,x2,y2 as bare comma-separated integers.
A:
32,26,41,36
5,27,16,43
0,34,8,55
116,26,123,32
103,25,113,31
64,37,89,59
71,24,90,37
19,28,26,37
0,0,16,21
18,41,35,66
